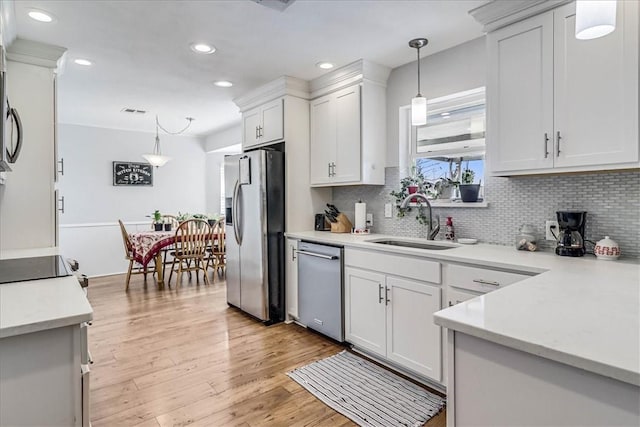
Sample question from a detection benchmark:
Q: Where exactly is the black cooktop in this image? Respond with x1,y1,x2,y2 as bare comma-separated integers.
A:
0,255,71,285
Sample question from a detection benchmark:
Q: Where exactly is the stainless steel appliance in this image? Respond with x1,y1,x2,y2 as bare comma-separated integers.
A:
225,149,285,323
297,241,344,342
0,45,23,173
555,210,587,257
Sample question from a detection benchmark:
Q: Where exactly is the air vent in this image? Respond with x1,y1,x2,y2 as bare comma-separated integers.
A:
251,0,296,12
120,108,147,114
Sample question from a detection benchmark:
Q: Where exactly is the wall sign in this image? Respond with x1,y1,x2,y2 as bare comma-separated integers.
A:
113,162,153,186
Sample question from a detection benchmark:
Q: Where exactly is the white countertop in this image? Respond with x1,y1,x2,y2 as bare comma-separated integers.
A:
0,247,93,339
286,231,640,386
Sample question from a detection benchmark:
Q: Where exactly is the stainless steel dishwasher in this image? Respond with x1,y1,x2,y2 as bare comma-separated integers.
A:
297,241,344,342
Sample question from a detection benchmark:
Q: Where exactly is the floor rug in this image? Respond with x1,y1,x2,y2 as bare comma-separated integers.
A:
287,350,445,427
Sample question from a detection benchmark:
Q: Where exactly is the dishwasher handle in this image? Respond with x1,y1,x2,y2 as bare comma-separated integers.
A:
296,250,339,260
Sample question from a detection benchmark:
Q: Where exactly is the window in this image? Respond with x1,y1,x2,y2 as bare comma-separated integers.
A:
219,164,225,215
403,87,487,203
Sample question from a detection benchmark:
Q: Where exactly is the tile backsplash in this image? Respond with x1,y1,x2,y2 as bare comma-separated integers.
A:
332,167,640,258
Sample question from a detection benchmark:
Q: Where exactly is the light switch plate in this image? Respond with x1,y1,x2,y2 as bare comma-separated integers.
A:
384,203,392,218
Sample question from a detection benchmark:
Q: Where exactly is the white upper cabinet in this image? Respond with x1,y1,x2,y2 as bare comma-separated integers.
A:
309,59,389,187
487,0,639,176
242,98,284,149
553,2,638,168
487,13,554,172
310,85,361,185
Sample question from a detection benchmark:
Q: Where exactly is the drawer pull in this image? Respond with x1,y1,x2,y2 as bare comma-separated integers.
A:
385,286,391,305
378,284,384,304
473,279,500,287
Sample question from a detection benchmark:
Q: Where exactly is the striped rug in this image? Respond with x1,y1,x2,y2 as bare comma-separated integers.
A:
287,350,445,427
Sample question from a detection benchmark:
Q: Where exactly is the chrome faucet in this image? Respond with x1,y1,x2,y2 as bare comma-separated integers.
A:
399,193,440,240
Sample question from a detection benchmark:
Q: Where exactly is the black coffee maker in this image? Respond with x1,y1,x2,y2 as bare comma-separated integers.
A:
555,211,587,257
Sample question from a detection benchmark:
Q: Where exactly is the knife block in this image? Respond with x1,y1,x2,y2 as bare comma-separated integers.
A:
331,213,353,233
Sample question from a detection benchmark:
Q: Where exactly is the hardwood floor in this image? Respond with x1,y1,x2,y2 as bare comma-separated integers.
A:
88,273,446,426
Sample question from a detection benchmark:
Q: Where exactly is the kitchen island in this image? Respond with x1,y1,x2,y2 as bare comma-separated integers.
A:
286,231,640,426
0,247,93,426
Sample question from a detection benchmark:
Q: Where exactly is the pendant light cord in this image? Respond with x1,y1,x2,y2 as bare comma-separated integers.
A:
156,115,194,135
416,46,421,96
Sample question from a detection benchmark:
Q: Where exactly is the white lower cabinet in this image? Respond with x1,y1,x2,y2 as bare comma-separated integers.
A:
345,265,442,382
344,267,387,357
386,276,442,380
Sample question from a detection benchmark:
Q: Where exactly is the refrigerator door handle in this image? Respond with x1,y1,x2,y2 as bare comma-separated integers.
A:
232,180,242,245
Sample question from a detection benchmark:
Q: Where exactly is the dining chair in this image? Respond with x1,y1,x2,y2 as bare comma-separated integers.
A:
168,219,211,286
207,218,226,278
158,214,180,277
118,219,155,291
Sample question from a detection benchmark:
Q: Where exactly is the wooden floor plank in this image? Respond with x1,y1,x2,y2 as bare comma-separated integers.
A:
88,272,446,426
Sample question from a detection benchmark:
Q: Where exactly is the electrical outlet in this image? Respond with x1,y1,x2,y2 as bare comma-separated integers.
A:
384,203,393,218
545,220,559,241
366,213,373,227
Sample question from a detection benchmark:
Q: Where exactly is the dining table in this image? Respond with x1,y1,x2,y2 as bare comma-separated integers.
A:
128,229,224,286
128,230,175,286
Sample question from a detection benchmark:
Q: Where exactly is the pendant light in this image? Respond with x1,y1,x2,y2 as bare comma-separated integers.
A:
142,115,194,168
575,0,617,40
408,38,429,126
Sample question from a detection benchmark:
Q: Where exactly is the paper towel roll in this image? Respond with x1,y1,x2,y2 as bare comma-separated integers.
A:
354,202,367,230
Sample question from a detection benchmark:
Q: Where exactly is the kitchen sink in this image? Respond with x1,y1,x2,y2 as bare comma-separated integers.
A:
367,239,458,250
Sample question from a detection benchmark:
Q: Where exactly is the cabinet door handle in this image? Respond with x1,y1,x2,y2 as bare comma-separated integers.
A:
556,131,562,156
259,125,263,138
378,284,384,304
473,279,500,287
58,195,65,214
255,126,259,139
291,246,296,261
57,158,64,176
328,162,331,177
385,286,391,305
544,133,549,158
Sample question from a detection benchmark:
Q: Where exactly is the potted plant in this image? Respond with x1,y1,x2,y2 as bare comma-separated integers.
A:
176,212,190,224
163,217,172,232
390,167,433,225
459,166,480,202
152,210,163,231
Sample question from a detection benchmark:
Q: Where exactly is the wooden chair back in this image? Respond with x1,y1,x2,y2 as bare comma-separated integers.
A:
118,219,133,259
211,218,226,254
174,219,211,258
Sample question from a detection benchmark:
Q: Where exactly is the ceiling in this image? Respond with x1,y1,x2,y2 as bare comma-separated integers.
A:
12,0,485,137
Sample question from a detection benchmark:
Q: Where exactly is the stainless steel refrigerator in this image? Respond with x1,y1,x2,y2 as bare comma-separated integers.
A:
224,149,285,324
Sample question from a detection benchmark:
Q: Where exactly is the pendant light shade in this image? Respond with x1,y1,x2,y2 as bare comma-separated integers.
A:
408,38,429,126
575,0,617,40
142,134,171,167
411,96,427,126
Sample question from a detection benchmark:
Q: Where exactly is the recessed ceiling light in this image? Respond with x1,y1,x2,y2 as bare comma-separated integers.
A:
214,80,233,88
191,43,216,54
74,59,93,66
316,62,334,70
28,10,54,23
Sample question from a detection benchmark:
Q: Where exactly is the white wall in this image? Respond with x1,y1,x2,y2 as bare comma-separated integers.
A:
204,123,241,152
57,124,207,276
386,36,486,167
205,152,226,214
58,124,207,223
204,124,242,214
